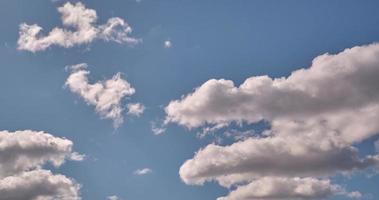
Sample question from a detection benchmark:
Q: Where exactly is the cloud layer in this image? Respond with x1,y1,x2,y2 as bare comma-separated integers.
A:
167,42,379,199
0,130,82,200
66,63,141,127
18,2,140,52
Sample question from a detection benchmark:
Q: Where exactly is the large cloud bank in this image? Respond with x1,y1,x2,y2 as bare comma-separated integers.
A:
0,130,83,200
166,42,379,199
18,2,140,52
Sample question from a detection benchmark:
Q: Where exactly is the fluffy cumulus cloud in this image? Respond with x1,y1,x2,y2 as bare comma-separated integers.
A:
167,42,379,199
0,170,80,200
0,130,82,200
66,63,142,127
179,136,379,187
18,2,140,52
218,177,334,200
0,130,82,177
217,177,360,200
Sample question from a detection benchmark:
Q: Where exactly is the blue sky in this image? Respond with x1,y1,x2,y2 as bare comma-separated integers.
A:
1,0,379,200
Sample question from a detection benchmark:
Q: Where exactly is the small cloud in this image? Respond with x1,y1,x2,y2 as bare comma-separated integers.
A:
151,121,166,135
347,191,362,199
164,40,172,48
65,63,136,128
107,195,119,200
127,103,145,117
70,152,86,161
134,168,152,175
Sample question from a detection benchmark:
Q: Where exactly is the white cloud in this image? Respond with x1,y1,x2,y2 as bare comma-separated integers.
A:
127,103,145,117
70,152,86,161
0,130,83,177
0,130,82,200
216,177,352,200
164,40,172,48
107,195,119,200
134,168,152,175
165,43,379,138
167,42,379,199
179,135,379,187
0,170,81,200
151,121,166,135
66,63,138,127
18,2,140,52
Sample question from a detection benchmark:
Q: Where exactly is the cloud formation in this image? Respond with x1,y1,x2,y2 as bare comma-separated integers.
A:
217,177,360,200
134,168,152,175
18,2,140,52
127,103,145,117
167,42,379,199
179,136,379,187
0,130,82,177
66,63,141,127
107,195,120,200
164,40,172,48
0,130,82,200
166,42,379,133
0,170,80,200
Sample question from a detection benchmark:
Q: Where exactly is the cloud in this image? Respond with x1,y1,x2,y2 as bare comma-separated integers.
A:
0,170,81,200
217,177,359,200
134,168,152,175
179,135,379,187
151,121,166,135
127,103,145,117
167,42,379,199
65,63,138,127
0,130,83,177
165,42,379,137
18,2,140,52
107,195,120,200
164,40,172,48
0,130,82,200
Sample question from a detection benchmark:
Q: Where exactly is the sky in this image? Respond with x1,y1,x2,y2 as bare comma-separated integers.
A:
1,0,379,200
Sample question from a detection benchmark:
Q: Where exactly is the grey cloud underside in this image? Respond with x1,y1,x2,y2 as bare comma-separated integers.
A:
0,130,82,200
0,130,79,177
180,136,379,188
216,177,349,200
17,2,140,52
168,42,379,199
0,170,80,200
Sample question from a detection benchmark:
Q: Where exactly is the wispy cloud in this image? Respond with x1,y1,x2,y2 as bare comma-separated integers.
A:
134,168,152,175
